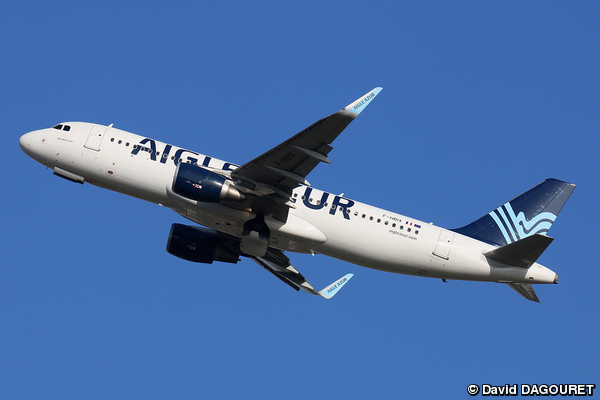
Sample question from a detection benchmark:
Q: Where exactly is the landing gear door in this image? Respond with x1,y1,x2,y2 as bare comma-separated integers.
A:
433,230,454,260
85,125,107,151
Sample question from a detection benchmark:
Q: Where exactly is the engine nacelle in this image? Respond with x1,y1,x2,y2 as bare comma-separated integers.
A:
166,223,241,264
172,163,245,203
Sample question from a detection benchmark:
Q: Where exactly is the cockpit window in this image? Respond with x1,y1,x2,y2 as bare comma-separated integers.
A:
52,124,71,131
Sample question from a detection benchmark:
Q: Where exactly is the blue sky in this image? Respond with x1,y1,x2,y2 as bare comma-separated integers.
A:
2,1,599,398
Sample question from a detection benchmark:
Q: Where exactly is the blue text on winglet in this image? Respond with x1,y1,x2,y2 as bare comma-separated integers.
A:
319,273,354,299
345,87,382,115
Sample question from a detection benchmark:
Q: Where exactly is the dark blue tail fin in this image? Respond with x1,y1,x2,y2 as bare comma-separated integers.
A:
452,179,576,247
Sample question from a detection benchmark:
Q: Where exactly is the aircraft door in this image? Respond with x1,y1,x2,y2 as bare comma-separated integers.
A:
84,125,107,151
433,230,454,260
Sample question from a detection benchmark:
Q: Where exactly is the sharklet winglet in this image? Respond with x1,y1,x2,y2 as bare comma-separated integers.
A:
343,88,382,115
318,273,354,299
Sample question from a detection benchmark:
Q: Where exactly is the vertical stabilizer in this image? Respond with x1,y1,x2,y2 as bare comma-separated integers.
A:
452,179,575,246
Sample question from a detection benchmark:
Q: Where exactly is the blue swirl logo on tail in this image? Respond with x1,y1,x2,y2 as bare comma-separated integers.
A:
489,202,556,244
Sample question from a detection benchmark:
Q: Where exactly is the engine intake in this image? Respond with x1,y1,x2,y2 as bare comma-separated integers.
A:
172,163,244,203
166,223,241,264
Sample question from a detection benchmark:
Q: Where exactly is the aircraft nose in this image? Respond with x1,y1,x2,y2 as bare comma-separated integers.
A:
19,132,33,155
553,273,559,284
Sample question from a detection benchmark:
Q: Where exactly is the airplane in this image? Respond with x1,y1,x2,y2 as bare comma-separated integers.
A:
19,88,575,302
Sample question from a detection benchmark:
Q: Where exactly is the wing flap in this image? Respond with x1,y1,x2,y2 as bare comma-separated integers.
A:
292,145,331,164
252,248,353,299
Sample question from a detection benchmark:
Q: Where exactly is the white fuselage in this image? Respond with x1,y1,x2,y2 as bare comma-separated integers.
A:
19,122,558,285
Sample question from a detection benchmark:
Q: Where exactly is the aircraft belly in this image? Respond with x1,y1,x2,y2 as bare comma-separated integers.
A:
173,202,249,237
267,214,327,253
310,218,498,282
311,219,430,273
174,205,327,254
81,157,174,205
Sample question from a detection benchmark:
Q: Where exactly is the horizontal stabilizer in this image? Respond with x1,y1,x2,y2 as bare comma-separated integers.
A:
484,234,554,268
506,282,540,303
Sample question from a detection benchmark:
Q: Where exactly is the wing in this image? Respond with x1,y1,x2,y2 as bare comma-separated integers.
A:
227,88,382,221
251,248,353,299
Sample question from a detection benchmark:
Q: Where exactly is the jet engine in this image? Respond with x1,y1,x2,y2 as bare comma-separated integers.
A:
166,223,241,264
172,163,245,203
